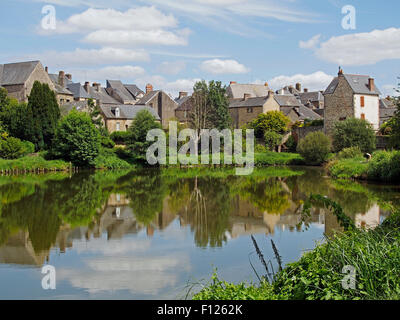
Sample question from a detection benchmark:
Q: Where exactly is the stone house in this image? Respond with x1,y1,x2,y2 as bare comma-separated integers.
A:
48,70,74,105
0,61,55,103
275,94,322,123
324,69,381,135
84,82,120,106
174,92,192,124
135,84,178,128
379,98,397,126
100,105,160,133
229,91,280,128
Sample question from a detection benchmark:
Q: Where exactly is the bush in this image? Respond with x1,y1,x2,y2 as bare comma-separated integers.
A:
332,118,376,153
337,147,363,160
254,144,266,153
94,148,131,170
297,132,331,165
367,151,400,182
52,110,101,167
264,131,282,151
285,135,297,153
110,131,132,144
0,136,27,159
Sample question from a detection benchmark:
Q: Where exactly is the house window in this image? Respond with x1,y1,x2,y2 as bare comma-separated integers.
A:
115,107,120,117
247,107,253,113
360,96,365,107
361,113,365,120
184,111,187,118
116,122,120,131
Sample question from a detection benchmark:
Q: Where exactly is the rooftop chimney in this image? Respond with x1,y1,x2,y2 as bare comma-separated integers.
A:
338,66,344,76
264,82,269,87
146,83,153,94
65,74,72,81
58,71,65,87
84,82,90,93
267,90,274,98
179,91,188,99
92,82,101,92
296,83,301,92
304,88,309,93
230,81,237,85
243,93,251,101
368,78,375,92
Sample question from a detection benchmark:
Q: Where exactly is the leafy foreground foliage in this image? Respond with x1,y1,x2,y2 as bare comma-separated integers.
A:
0,156,69,171
194,208,400,300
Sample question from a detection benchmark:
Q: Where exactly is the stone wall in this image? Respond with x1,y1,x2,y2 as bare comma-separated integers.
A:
293,125,324,142
324,75,354,136
147,91,178,128
230,106,263,128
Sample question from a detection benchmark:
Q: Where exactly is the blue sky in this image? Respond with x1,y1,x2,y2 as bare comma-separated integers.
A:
0,0,399,97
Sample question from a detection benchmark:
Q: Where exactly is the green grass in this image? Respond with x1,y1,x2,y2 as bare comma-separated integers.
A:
193,210,400,300
94,148,132,170
254,152,305,166
327,157,368,179
0,156,70,171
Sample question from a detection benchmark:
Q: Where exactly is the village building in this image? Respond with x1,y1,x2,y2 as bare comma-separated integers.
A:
100,105,160,133
174,91,192,124
48,70,74,105
229,91,280,128
379,98,397,126
324,68,381,135
0,61,55,103
135,84,178,128
275,94,322,123
84,82,120,106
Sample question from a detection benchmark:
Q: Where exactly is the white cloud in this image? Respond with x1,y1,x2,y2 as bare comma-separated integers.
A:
84,29,190,47
310,28,400,66
299,34,321,49
71,65,146,83
268,71,333,92
157,61,186,75
200,59,249,74
135,76,201,98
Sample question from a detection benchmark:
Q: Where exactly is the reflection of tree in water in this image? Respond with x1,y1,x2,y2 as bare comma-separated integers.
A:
178,177,233,248
235,177,291,215
123,170,167,225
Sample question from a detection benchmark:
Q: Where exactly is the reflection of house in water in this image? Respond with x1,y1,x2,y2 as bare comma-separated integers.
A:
0,231,49,266
355,204,381,230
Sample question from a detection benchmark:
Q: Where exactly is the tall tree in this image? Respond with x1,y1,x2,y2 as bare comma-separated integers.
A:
27,81,60,149
190,80,211,135
208,81,231,130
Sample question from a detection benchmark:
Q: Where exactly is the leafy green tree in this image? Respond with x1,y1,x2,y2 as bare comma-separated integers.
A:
0,136,27,159
52,110,101,167
208,81,231,130
264,131,283,151
297,132,331,165
0,87,11,111
27,81,60,149
250,111,290,139
127,110,162,163
332,118,376,153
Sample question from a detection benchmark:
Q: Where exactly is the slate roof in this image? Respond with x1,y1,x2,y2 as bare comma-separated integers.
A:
48,73,73,88
100,105,160,120
175,96,192,111
88,86,120,105
136,90,162,105
227,83,271,99
276,86,300,96
324,74,381,95
298,91,323,104
106,80,136,103
0,61,40,85
67,83,91,99
380,98,396,109
229,97,268,108
274,95,303,107
296,105,322,121
124,84,144,98
54,83,73,96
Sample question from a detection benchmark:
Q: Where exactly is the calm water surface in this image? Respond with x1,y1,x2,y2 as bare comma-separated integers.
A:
0,167,398,299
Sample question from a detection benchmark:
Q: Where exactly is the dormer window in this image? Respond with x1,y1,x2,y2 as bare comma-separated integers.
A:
115,107,120,117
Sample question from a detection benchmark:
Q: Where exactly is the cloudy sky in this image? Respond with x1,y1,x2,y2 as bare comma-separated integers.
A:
1,0,399,97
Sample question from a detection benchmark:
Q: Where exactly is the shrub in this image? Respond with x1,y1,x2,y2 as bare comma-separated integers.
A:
94,148,131,170
254,144,266,153
337,147,363,160
110,131,132,144
100,135,115,148
0,136,27,159
297,132,331,165
367,151,400,182
264,131,282,151
285,135,297,153
332,118,376,153
52,110,101,167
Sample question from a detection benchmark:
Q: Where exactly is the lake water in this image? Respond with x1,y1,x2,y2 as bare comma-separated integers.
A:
0,167,398,299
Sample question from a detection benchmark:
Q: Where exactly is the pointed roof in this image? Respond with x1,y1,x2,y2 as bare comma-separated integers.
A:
0,61,40,85
324,74,381,95
227,83,271,99
67,83,91,99
100,105,160,120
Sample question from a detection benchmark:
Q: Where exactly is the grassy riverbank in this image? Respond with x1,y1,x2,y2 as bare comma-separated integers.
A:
193,210,400,300
327,150,400,183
